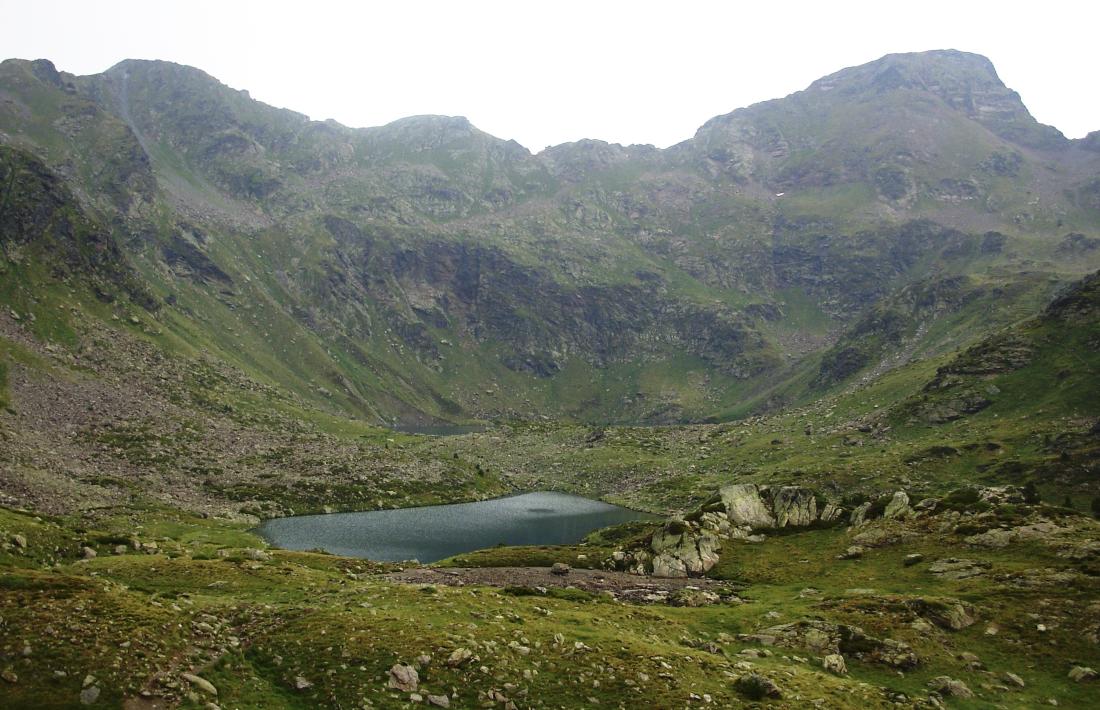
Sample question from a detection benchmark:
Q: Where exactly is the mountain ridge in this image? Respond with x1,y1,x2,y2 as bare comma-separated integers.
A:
1,49,1098,426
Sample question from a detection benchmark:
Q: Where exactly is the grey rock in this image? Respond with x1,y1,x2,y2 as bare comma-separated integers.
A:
822,653,847,674
740,619,917,668
734,672,782,700
1068,666,1097,682
771,486,818,527
849,502,872,526
550,562,570,576
883,491,911,519
837,545,864,560
928,676,973,698
446,647,473,667
650,521,721,577
819,502,844,522
182,673,218,696
719,484,776,528
79,686,101,705
427,694,451,708
929,557,990,579
388,663,419,692
965,528,1014,548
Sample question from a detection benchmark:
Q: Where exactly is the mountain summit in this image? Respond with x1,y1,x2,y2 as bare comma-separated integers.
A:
0,50,1097,425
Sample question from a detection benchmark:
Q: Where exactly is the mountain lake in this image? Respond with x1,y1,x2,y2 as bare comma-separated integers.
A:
256,491,655,563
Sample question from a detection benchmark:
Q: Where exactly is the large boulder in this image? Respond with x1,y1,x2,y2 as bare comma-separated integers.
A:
388,664,419,692
650,520,721,577
772,487,818,527
719,484,777,528
849,502,872,526
718,484,827,529
883,491,912,519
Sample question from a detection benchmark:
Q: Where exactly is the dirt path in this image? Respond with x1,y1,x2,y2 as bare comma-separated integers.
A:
386,566,740,604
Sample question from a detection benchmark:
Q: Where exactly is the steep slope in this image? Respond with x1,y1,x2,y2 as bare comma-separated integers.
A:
0,50,1098,426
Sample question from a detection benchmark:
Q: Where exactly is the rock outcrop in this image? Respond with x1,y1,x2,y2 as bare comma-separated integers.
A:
616,484,839,577
740,620,919,669
649,521,722,577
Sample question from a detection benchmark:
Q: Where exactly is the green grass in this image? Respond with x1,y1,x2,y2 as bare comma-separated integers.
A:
4,496,1099,708
0,357,8,409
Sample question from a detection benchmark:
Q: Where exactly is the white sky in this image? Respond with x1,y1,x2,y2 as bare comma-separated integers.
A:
5,0,1098,152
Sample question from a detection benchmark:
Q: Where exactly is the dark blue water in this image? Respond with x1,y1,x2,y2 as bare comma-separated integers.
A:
256,492,652,563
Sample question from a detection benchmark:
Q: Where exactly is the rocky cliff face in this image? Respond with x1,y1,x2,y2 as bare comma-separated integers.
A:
0,50,1097,423
613,483,852,577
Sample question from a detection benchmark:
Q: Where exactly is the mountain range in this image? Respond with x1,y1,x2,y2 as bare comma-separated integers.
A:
3,49,1097,427
2,48,1100,709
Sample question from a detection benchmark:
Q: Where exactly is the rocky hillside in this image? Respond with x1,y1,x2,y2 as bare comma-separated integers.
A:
1,50,1097,425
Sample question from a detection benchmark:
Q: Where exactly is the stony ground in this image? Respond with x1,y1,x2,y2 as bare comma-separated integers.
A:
387,566,739,606
1,492,1099,709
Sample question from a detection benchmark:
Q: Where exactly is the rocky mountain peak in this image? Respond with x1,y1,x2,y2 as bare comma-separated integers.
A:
807,49,1065,148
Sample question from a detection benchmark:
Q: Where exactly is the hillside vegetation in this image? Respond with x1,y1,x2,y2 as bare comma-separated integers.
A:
0,50,1098,708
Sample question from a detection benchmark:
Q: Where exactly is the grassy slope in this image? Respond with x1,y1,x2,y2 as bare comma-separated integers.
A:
1,498,1097,708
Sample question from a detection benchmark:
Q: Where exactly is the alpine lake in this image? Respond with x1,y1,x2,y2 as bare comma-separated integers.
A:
256,491,655,563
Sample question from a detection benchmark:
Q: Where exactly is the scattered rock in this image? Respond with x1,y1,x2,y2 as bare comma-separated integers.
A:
959,651,983,670
446,648,473,667
294,676,313,691
427,694,451,708
740,619,917,668
929,558,990,579
182,673,218,696
669,588,721,607
81,546,97,560
903,553,924,566
928,676,973,698
822,653,847,675
734,672,782,700
79,686,101,705
550,562,570,576
1004,672,1026,688
965,529,1014,548
910,598,977,631
388,664,419,692
1068,666,1097,682
11,534,27,549
837,545,864,560
1,669,17,684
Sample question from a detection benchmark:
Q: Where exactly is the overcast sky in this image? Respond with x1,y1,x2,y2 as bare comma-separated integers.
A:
5,0,1097,152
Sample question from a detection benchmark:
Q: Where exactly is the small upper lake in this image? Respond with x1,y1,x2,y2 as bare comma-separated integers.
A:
256,492,654,563
389,423,486,436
